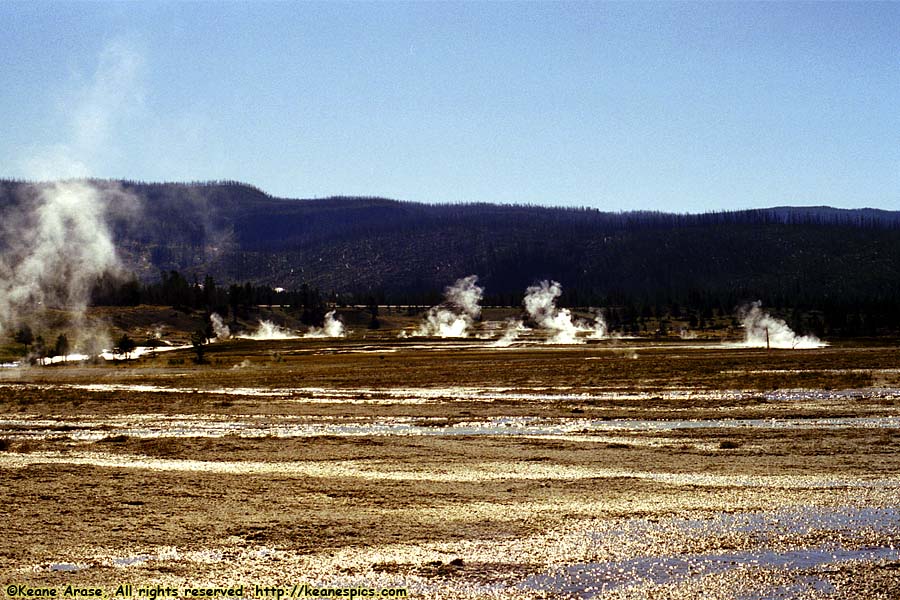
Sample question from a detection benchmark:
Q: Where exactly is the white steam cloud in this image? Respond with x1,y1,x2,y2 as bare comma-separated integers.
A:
0,181,134,345
1,40,148,361
523,280,584,344
739,302,825,349
491,319,529,347
414,275,484,338
588,310,609,340
304,310,346,338
521,281,610,344
679,328,698,340
210,313,231,341
237,320,300,340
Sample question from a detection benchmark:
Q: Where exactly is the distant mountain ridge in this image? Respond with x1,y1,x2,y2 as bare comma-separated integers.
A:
764,205,900,226
2,179,900,311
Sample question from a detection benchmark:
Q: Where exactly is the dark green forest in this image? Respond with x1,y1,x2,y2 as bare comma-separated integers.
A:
3,179,900,336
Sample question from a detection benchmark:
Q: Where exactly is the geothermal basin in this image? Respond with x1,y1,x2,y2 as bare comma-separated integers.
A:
1,339,899,598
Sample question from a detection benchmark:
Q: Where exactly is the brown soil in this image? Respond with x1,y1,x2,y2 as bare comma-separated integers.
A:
1,340,899,597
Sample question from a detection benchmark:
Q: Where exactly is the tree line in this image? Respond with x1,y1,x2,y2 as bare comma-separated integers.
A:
84,268,900,338
90,270,334,326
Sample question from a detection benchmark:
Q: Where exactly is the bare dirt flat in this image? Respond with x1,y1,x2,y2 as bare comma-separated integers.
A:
2,338,900,598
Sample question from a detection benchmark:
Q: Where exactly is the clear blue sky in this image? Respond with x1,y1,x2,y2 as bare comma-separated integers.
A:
1,1,898,211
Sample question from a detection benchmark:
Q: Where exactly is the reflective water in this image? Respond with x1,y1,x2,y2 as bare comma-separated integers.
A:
111,555,150,567
523,506,900,597
524,546,897,597
47,562,89,572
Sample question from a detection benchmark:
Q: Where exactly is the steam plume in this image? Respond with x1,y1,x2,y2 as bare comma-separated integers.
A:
304,310,346,338
739,302,825,349
679,328,698,340
238,320,300,340
210,313,231,340
588,311,609,339
523,280,583,344
0,181,134,344
491,319,529,347
414,275,483,338
2,40,147,360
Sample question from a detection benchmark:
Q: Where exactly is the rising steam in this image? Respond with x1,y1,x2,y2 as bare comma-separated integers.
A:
522,281,610,344
304,310,346,338
588,310,609,340
739,302,825,349
0,181,134,348
237,320,300,340
413,275,484,338
491,319,529,347
523,280,584,344
1,39,149,361
210,313,231,340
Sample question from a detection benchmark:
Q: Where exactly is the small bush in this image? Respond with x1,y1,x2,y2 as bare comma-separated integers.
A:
719,440,742,449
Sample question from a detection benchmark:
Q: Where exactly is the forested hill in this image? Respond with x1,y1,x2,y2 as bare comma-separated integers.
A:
2,179,900,313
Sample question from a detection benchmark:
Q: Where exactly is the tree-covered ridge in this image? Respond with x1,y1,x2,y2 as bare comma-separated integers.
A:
1,179,900,335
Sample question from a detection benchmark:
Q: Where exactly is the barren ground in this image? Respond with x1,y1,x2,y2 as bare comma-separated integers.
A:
2,337,900,598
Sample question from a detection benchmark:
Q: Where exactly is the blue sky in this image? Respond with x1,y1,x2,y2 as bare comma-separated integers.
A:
1,1,898,211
